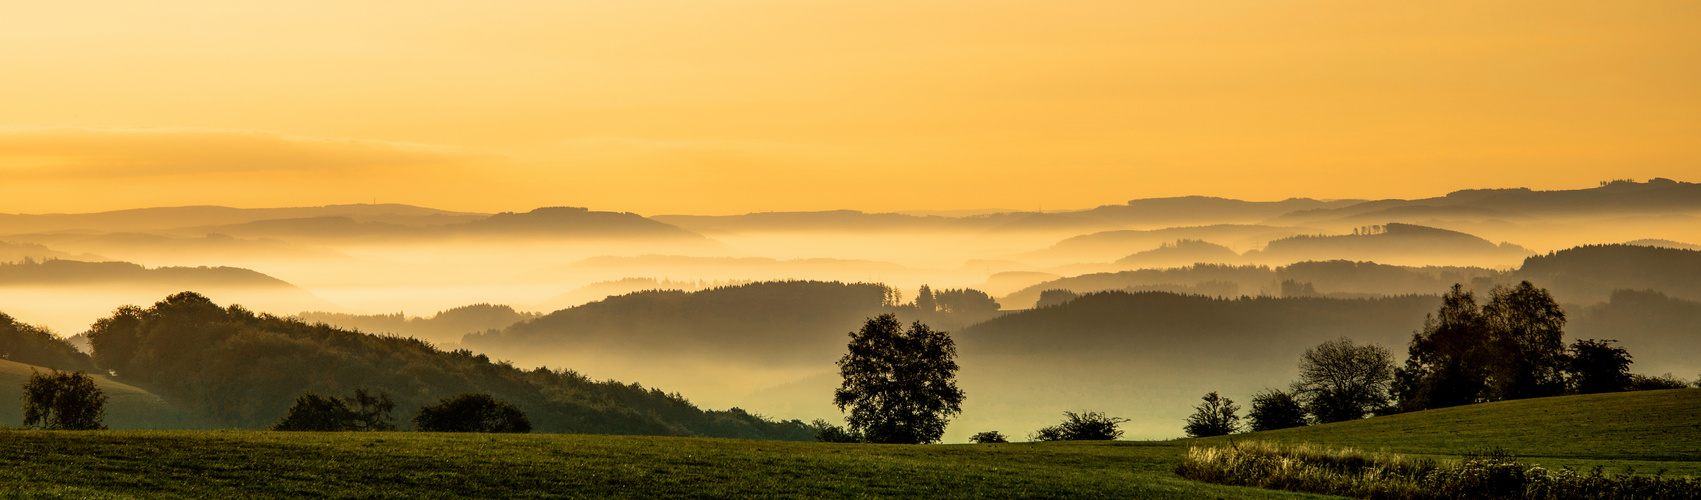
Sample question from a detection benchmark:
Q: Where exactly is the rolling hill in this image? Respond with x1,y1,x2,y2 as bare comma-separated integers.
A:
1198,389,1701,468
0,359,203,429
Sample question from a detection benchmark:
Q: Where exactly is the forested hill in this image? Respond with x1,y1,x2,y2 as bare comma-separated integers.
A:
82,292,813,439
0,258,293,288
1518,244,1701,303
464,281,895,367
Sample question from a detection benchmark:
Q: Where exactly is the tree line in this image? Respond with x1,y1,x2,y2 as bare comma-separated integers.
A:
1182,281,1698,437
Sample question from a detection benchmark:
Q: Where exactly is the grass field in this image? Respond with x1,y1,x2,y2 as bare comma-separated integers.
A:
1192,388,1701,476
0,387,1693,498
0,431,1336,499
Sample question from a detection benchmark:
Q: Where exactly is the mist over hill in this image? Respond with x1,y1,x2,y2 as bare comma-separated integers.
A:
74,292,812,439
295,303,541,346
1242,223,1530,267
1024,225,1312,265
466,281,895,367
190,207,707,242
1272,178,1701,226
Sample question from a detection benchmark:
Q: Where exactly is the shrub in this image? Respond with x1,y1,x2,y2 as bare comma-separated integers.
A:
1176,441,1701,500
1628,373,1691,391
413,393,531,433
968,431,1009,444
1029,410,1127,441
809,419,863,443
21,369,106,430
271,389,395,431
1183,391,1240,437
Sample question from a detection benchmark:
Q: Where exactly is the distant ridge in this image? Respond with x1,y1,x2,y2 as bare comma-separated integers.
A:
0,203,486,234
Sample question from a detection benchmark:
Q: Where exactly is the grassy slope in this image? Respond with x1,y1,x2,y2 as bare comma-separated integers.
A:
0,359,203,430
1192,389,1701,475
0,432,1337,499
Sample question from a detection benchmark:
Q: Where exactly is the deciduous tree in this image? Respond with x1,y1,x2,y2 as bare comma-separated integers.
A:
833,314,964,444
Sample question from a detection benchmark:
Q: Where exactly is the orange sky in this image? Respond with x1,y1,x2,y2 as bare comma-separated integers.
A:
2,1,1698,215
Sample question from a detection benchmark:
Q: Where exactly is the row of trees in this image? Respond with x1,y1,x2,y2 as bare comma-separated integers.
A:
1183,281,1696,437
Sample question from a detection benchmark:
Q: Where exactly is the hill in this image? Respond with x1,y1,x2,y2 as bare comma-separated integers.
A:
1518,244,1701,303
295,303,541,346
1242,223,1529,267
0,359,203,429
1114,240,1242,269
1201,389,1701,470
84,292,812,440
467,281,895,368
1569,289,1701,378
1268,178,1701,226
0,204,485,235
0,258,293,288
1024,224,1310,265
193,207,708,242
1001,260,1501,309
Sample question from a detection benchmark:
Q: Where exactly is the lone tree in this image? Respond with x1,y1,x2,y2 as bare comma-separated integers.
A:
1183,392,1240,437
1293,338,1395,423
271,389,396,432
1246,389,1307,432
833,314,965,444
414,393,531,433
22,369,106,430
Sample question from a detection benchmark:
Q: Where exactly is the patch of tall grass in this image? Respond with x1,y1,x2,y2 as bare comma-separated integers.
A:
1175,441,1700,500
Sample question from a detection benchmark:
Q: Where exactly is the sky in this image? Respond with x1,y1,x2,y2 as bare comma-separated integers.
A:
2,1,1698,215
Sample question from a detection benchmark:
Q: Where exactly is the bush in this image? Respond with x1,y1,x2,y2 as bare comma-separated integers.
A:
271,389,395,431
1628,373,1691,391
809,419,863,443
968,431,1009,444
21,369,106,430
413,393,531,433
1030,411,1127,441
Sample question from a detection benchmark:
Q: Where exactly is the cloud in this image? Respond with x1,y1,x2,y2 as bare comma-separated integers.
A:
0,128,477,179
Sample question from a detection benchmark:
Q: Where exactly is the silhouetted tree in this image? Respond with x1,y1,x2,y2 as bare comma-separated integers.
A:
914,285,937,313
969,431,1009,444
1247,389,1307,432
1566,339,1632,394
1029,411,1127,441
833,314,964,444
1183,392,1240,437
1293,338,1394,423
271,389,395,431
932,288,1001,318
1035,289,1079,308
413,393,531,433
1482,281,1568,400
22,369,106,430
1392,285,1493,411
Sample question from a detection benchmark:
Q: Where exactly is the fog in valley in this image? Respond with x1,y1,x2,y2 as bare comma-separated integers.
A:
3,179,1700,440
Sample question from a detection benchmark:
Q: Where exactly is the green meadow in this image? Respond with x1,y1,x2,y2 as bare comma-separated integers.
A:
1,390,1696,498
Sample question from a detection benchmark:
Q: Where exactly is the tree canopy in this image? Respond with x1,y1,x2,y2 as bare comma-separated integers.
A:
833,314,965,444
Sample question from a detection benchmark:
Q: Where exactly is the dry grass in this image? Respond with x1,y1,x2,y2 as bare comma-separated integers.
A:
1176,441,1701,500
